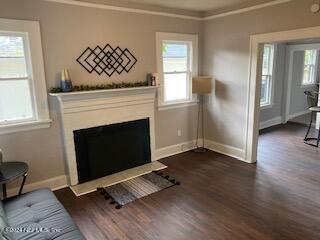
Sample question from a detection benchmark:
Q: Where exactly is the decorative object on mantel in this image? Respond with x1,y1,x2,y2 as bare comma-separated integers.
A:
97,171,180,209
60,68,73,92
147,73,158,86
77,44,137,76
146,73,152,86
49,80,148,93
192,76,214,153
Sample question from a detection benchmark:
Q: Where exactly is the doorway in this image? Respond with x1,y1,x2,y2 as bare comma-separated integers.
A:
245,26,320,163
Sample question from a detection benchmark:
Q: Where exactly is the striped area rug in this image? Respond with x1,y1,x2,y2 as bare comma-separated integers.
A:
98,172,179,208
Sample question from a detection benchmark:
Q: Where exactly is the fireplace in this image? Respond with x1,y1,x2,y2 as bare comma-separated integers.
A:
74,118,151,184
50,86,157,186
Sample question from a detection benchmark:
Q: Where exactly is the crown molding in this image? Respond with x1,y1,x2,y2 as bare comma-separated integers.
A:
44,0,202,20
44,0,293,21
203,0,293,20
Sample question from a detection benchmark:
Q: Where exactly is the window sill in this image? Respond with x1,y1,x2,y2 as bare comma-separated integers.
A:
260,103,273,110
0,119,52,135
300,84,318,88
158,100,199,111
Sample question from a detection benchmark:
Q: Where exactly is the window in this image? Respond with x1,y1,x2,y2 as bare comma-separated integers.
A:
156,33,198,109
260,44,275,107
162,42,190,102
302,49,318,85
0,34,35,123
0,18,50,134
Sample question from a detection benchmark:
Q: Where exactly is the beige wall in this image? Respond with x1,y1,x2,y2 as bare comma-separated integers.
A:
0,0,201,185
202,0,320,150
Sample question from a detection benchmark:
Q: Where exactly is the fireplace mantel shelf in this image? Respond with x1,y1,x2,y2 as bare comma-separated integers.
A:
49,86,159,101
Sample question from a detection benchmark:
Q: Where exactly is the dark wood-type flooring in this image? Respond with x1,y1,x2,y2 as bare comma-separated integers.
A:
55,123,320,240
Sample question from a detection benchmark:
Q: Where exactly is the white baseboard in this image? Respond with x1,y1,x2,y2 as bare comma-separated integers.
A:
156,138,247,163
260,116,282,130
204,139,247,162
260,111,312,129
288,110,310,120
7,175,68,197
155,139,200,160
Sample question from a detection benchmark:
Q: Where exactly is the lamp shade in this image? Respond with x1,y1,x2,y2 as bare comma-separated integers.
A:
192,76,213,94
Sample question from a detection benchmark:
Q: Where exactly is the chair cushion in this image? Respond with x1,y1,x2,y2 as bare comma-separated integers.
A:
3,189,85,240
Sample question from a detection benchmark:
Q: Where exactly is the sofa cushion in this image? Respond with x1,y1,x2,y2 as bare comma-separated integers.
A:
3,188,85,240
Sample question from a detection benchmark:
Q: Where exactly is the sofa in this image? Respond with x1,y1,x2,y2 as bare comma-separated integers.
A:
0,188,85,240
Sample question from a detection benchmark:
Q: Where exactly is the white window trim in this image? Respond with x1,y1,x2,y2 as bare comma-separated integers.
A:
260,102,274,110
260,74,273,107
156,32,198,111
260,44,276,108
301,49,319,87
0,18,51,135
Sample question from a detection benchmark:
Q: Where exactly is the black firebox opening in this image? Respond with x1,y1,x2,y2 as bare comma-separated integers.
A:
74,118,151,184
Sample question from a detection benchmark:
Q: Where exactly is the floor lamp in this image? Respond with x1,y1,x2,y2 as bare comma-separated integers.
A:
192,76,213,153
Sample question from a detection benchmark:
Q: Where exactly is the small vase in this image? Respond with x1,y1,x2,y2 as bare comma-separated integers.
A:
60,68,73,92
61,80,73,92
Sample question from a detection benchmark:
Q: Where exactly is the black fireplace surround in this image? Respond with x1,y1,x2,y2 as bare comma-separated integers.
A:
74,118,151,184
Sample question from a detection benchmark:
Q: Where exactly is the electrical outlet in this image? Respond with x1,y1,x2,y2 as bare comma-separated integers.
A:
177,129,182,137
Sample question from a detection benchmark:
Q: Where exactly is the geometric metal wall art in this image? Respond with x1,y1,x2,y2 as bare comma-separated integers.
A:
77,44,138,77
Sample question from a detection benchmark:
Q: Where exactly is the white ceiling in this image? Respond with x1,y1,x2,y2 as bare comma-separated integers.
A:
124,0,276,12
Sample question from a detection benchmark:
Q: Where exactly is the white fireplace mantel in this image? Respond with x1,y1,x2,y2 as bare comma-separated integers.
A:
49,86,158,101
50,86,158,186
